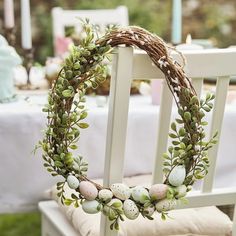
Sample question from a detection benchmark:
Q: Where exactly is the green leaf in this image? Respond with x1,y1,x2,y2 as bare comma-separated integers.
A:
69,144,78,150
178,128,186,136
111,202,122,208
161,213,166,220
62,89,73,98
54,161,63,168
171,122,177,131
80,111,88,120
78,123,89,129
184,112,191,121
64,199,73,206
176,118,183,124
169,133,177,139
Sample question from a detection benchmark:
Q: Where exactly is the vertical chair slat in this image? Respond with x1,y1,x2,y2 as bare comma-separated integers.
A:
202,76,230,193
100,47,133,236
191,77,203,99
152,81,173,184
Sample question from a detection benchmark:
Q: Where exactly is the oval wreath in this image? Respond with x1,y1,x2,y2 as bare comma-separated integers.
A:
37,22,217,230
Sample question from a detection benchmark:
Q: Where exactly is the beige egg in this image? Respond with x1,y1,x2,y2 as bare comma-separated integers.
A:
123,199,140,220
168,165,186,187
110,183,131,200
79,181,98,200
82,200,100,214
175,185,187,198
155,199,177,212
98,189,113,202
67,175,79,189
132,186,150,204
149,184,168,200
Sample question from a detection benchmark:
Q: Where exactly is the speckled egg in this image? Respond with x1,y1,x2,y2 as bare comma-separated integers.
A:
144,205,155,217
155,199,177,212
123,199,139,220
79,181,98,200
98,189,113,202
149,184,168,200
168,165,186,187
131,186,150,203
67,175,79,189
175,185,187,198
110,183,131,200
82,200,100,214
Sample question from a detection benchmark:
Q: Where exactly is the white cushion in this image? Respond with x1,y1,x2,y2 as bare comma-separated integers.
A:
50,175,232,236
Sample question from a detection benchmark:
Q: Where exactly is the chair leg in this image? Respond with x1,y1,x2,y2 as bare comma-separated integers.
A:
41,214,64,236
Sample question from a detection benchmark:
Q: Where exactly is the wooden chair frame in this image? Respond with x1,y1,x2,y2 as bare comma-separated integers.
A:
39,47,236,236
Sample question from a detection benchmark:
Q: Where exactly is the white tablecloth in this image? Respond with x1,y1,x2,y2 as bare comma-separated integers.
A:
0,92,236,212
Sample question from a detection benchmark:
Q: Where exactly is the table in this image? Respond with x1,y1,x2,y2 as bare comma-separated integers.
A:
0,90,236,213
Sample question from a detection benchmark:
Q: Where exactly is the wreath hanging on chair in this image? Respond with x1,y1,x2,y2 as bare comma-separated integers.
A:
36,21,217,230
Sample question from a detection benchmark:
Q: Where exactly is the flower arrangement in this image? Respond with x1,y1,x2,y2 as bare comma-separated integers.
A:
36,22,217,230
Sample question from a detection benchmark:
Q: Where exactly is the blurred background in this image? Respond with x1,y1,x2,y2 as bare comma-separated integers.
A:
0,0,236,64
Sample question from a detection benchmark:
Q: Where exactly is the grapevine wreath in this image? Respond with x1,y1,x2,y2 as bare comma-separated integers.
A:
37,22,217,230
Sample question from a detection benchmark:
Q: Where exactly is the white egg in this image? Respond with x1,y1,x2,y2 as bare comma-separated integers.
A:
155,199,177,212
168,165,186,187
67,175,79,189
131,186,150,204
82,200,100,214
123,199,140,220
175,185,187,198
110,183,131,200
98,189,113,202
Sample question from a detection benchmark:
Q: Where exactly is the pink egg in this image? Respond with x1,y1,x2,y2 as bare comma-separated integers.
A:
149,184,168,200
79,181,98,200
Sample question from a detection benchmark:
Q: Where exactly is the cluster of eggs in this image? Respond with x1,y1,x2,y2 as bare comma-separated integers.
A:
66,165,187,220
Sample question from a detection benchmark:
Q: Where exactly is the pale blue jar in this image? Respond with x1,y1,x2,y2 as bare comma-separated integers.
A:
0,35,22,103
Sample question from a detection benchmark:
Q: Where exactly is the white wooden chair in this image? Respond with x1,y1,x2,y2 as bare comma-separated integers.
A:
39,47,236,236
51,6,129,55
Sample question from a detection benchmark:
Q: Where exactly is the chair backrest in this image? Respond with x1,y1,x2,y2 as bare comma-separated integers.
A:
51,6,129,55
101,47,236,236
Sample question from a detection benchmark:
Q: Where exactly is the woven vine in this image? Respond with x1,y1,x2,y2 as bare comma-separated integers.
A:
36,22,217,230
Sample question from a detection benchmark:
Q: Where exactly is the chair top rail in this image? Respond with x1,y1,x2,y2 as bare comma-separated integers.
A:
52,6,128,27
130,48,236,79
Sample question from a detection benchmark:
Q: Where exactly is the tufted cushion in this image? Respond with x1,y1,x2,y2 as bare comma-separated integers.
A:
50,175,232,236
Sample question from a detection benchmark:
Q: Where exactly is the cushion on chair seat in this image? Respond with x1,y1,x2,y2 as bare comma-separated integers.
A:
50,175,232,236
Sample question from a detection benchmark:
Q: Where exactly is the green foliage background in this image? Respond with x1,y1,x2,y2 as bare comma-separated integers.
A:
0,0,236,63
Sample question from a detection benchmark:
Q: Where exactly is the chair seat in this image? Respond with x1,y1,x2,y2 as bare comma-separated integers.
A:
48,174,232,236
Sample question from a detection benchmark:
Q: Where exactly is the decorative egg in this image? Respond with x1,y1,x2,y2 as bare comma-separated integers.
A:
144,205,155,217
155,199,177,212
79,181,98,200
110,183,131,200
82,200,100,214
123,199,140,220
168,165,186,187
149,184,168,200
98,189,113,202
132,186,150,203
175,185,187,198
67,175,79,189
